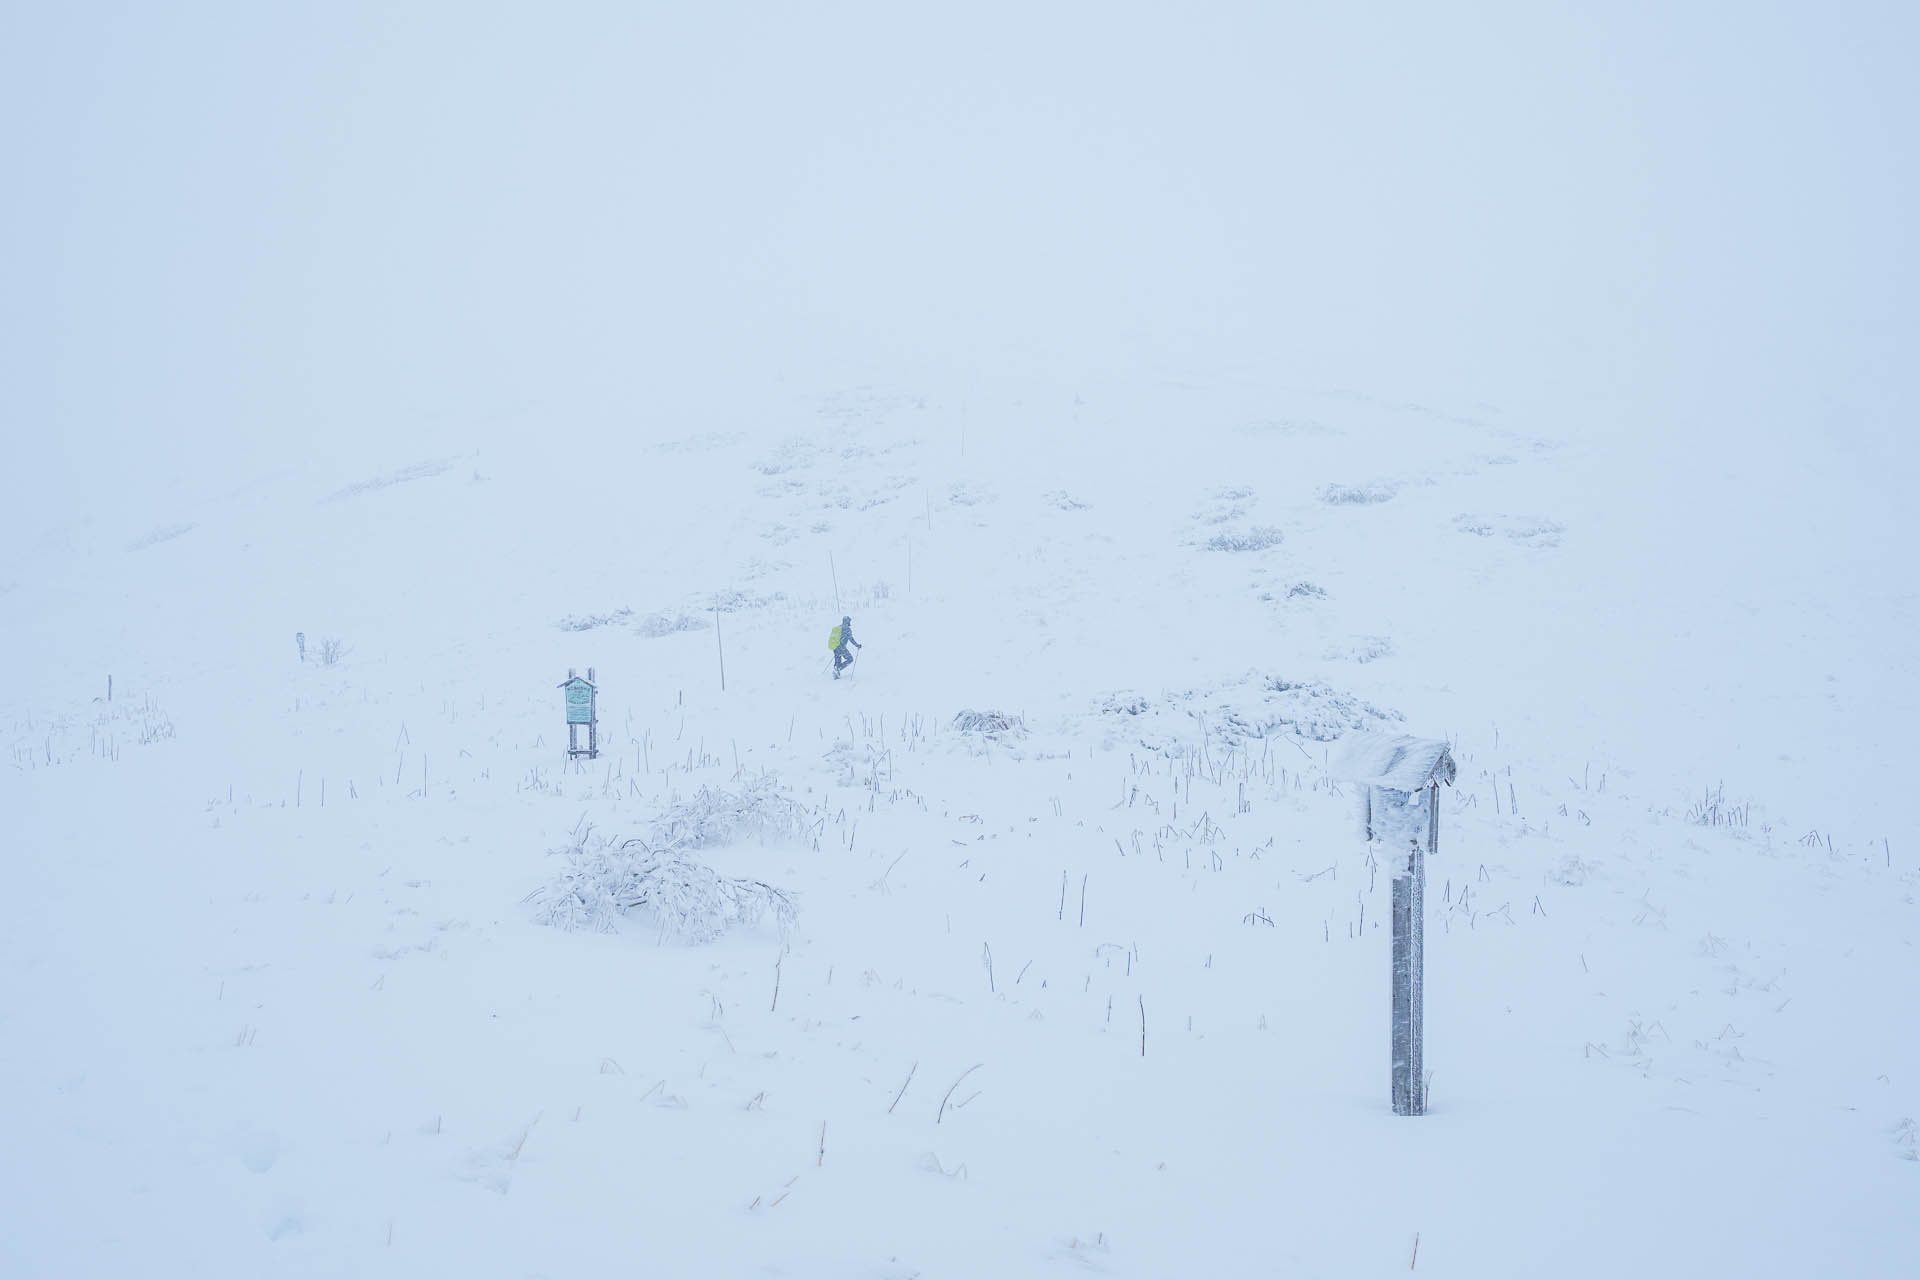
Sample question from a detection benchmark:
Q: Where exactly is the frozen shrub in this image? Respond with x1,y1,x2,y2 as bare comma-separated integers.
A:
712,588,784,613
1319,481,1398,505
952,709,1025,738
1258,677,1403,741
1453,512,1565,548
558,608,633,632
529,777,808,940
1206,526,1285,552
1546,854,1593,887
317,636,351,666
650,776,812,850
530,832,797,941
751,437,819,475
1098,692,1150,717
1325,635,1394,663
740,557,791,580
634,611,707,638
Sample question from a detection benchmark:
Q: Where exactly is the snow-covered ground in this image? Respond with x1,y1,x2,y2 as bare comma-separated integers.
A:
3,383,1916,1277
7,5,1918,1275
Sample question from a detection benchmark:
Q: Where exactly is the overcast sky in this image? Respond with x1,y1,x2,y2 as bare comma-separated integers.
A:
3,2,1914,535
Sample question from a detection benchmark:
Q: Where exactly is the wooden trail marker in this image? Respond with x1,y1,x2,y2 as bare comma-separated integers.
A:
1334,732,1456,1116
559,667,599,760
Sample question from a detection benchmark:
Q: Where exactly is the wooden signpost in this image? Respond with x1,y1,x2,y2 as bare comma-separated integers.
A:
560,667,598,760
1334,732,1457,1116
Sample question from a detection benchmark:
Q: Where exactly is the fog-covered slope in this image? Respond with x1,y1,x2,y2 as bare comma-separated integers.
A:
3,388,1917,1278
3,5,1916,1277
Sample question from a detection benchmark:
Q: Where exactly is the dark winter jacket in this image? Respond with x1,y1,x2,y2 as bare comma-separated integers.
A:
836,619,860,652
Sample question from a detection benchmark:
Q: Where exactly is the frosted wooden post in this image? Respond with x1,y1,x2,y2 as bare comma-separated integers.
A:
1335,733,1456,1116
559,667,599,761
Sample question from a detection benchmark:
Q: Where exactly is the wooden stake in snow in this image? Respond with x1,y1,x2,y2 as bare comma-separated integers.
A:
1336,733,1456,1117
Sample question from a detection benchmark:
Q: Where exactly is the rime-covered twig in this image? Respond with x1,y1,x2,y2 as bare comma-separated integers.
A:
937,1064,982,1124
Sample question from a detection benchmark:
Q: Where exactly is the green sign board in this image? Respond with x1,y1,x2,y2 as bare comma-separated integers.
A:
565,681,594,724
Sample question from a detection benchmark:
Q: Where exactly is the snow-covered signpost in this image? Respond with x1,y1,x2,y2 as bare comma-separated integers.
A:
1334,732,1457,1116
560,667,598,761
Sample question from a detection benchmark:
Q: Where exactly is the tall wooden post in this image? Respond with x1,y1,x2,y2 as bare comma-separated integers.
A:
1335,733,1454,1118
1391,782,1435,1116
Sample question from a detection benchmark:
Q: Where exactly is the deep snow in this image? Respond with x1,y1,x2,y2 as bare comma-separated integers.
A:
3,386,1916,1277
5,4,1918,1275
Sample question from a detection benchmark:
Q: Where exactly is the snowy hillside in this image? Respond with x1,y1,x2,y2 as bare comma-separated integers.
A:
5,4,1917,1277
3,385,1916,1278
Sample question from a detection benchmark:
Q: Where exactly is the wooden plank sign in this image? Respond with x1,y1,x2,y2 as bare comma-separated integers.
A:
558,668,599,760
565,681,593,724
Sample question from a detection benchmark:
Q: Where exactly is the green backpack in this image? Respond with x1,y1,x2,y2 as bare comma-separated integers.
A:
827,624,843,651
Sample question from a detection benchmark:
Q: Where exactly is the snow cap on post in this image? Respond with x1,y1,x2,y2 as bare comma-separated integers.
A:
1331,732,1456,794
1334,732,1455,861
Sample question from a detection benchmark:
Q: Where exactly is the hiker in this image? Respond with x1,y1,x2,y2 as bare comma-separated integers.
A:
830,615,862,678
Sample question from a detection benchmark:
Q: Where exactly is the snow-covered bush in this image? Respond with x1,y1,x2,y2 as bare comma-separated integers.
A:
529,777,808,940
650,776,813,850
1319,481,1399,505
1250,677,1401,741
1206,526,1285,552
1193,488,1253,524
558,608,633,632
1453,512,1565,548
530,832,796,941
634,610,707,638
317,636,350,666
751,436,819,475
1325,635,1395,663
952,709,1025,738
948,481,993,507
1546,854,1593,887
